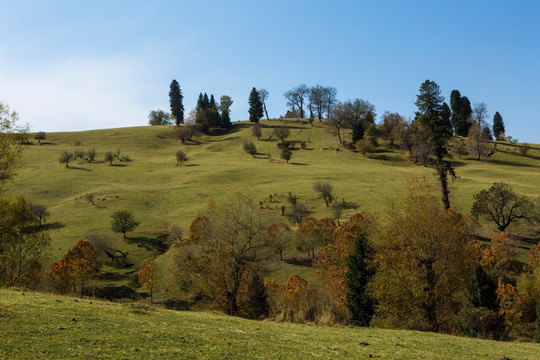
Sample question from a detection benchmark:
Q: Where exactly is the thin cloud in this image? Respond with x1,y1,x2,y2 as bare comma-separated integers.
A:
0,56,150,132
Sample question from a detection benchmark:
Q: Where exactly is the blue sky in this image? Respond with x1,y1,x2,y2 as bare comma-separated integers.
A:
1,0,539,142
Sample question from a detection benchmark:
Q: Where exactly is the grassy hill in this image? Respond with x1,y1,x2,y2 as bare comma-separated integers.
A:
1,289,539,359
6,119,540,292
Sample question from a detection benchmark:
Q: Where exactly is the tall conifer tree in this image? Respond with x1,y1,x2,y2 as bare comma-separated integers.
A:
492,112,505,140
416,80,455,210
248,88,263,123
169,80,184,125
346,233,375,326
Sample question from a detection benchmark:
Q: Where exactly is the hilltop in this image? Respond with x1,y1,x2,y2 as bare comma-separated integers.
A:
6,119,540,290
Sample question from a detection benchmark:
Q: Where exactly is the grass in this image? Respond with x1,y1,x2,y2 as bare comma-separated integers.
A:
1,289,539,359
6,120,540,293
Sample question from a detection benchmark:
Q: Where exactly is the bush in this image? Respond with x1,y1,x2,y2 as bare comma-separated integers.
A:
243,140,257,157
281,148,292,164
104,151,115,165
59,151,74,167
273,126,290,141
175,150,188,166
86,148,96,162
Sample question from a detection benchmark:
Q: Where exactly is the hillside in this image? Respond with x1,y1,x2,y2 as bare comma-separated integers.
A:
6,119,540,291
1,289,539,359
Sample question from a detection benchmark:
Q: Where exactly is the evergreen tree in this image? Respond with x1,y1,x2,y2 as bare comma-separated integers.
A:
467,264,497,310
210,94,216,109
248,88,264,123
203,93,210,109
450,90,472,137
345,233,375,326
245,273,269,319
196,93,204,111
415,80,455,210
492,111,505,140
352,121,364,143
219,95,233,129
169,80,184,125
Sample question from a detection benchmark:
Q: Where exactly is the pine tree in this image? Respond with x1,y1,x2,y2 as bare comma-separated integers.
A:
492,112,505,140
196,93,204,111
248,88,263,123
245,273,269,319
345,233,375,326
450,90,472,137
352,121,364,143
467,264,497,309
203,93,210,109
169,80,184,125
415,80,455,210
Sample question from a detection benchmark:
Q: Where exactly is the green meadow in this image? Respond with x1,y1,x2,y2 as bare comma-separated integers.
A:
6,119,540,289
1,289,539,360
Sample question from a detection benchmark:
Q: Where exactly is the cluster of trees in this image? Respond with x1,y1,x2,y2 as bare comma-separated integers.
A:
58,148,131,167
283,84,337,121
170,183,540,341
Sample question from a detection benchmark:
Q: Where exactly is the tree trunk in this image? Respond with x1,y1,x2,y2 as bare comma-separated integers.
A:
438,165,451,210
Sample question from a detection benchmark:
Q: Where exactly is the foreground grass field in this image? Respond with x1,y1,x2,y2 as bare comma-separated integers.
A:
1,289,539,359
6,119,540,292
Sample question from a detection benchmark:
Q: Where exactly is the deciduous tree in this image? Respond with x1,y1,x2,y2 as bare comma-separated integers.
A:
139,260,157,303
59,151,74,168
313,181,334,207
110,210,140,238
258,89,270,120
264,222,293,260
148,109,172,125
472,182,535,232
280,148,292,164
172,193,270,316
0,194,50,288
34,131,46,145
371,181,473,332
284,84,309,118
175,150,188,166
219,95,233,129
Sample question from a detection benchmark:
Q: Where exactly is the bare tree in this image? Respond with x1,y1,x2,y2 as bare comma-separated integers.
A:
313,181,335,207
258,89,270,120
323,86,338,120
468,103,490,160
310,85,325,121
284,84,309,118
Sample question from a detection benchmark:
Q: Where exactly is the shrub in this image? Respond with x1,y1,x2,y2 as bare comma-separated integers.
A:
243,140,257,157
281,148,292,164
175,150,188,166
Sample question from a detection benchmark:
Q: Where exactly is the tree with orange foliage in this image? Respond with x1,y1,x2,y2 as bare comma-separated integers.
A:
480,232,516,282
138,260,158,303
188,215,209,243
172,193,270,316
276,273,316,322
264,222,293,260
48,240,98,296
296,217,335,259
371,181,473,332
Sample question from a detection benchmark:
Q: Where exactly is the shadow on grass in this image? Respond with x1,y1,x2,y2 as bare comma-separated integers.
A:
488,159,538,168
92,285,140,300
127,235,170,254
66,166,91,171
284,256,313,267
184,164,199,167
40,222,65,231
290,162,309,166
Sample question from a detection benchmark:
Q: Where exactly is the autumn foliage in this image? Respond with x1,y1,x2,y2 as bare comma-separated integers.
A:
275,273,316,322
138,260,158,303
48,240,98,296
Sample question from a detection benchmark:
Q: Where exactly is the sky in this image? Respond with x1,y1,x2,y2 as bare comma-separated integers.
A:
1,0,539,142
